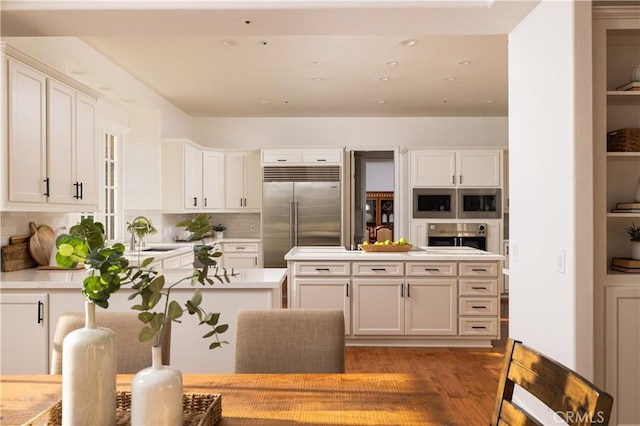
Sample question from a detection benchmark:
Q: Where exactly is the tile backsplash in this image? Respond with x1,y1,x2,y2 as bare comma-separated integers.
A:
0,212,78,246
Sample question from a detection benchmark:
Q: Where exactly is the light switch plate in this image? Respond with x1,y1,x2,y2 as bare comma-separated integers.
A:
556,249,566,273
510,241,518,262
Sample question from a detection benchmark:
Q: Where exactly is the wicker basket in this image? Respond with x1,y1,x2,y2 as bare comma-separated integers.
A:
359,244,413,252
607,128,640,152
37,392,221,426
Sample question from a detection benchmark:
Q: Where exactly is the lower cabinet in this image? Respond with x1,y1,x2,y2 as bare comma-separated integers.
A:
219,242,262,269
296,278,351,335
0,293,48,374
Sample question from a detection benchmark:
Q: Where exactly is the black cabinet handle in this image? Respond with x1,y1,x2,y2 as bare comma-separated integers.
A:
424,268,440,272
73,182,80,199
37,301,44,324
472,325,487,329
315,268,330,271
407,283,411,298
316,159,326,162
472,268,488,272
44,178,50,197
471,286,487,290
204,198,207,207
193,197,198,207
472,305,487,309
345,283,349,298
400,283,404,298
236,247,246,250
371,268,387,272
79,182,83,199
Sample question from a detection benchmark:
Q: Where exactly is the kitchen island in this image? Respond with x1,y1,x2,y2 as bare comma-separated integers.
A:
285,246,504,347
0,266,286,375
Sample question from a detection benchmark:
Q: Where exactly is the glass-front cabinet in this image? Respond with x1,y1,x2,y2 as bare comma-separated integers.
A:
365,191,394,242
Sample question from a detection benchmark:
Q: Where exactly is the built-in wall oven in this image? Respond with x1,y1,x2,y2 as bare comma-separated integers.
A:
412,188,456,218
427,223,487,250
457,188,501,219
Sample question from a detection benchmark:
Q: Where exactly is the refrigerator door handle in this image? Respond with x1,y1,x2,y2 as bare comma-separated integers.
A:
292,201,299,247
289,201,296,248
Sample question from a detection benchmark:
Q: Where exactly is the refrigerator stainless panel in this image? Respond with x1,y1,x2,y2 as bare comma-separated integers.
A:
262,182,293,268
295,181,342,247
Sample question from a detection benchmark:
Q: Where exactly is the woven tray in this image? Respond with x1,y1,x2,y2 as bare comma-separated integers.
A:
607,128,640,152
25,392,221,426
359,244,413,252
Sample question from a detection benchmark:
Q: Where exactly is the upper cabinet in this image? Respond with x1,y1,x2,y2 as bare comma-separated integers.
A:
161,139,225,213
225,152,261,211
410,150,501,188
3,51,99,211
261,149,343,165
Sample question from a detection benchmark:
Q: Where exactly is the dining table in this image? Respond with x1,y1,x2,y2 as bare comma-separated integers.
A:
0,373,461,425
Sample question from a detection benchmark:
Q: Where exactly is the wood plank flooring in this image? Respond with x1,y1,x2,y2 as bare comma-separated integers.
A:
344,299,509,426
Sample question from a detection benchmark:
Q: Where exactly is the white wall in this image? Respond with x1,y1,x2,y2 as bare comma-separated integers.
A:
366,161,394,192
508,0,593,387
191,117,508,150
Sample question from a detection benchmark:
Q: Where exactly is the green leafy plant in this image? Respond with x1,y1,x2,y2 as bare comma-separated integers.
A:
628,223,640,242
212,223,227,232
176,213,214,241
56,217,234,350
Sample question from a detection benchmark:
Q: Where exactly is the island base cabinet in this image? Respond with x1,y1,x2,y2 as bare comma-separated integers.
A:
405,280,457,336
0,293,48,374
353,279,404,335
295,278,351,335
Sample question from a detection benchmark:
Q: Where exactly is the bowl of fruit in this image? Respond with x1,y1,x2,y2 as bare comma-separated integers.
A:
359,238,413,252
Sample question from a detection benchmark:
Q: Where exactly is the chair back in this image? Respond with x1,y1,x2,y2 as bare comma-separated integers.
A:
235,309,345,373
50,311,171,374
375,226,393,242
491,339,613,426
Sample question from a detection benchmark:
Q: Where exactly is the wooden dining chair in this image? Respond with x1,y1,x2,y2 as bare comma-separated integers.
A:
50,311,171,374
235,309,345,373
491,338,613,426
375,225,393,242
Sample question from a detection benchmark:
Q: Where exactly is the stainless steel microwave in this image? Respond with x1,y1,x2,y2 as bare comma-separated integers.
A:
412,188,456,218
457,188,502,219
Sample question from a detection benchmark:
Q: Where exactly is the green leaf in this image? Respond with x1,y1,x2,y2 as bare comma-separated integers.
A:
167,300,184,320
139,326,156,342
215,324,229,333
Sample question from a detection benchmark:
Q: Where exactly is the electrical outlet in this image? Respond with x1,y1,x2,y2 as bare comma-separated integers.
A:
556,249,566,274
250,224,256,232
510,241,518,262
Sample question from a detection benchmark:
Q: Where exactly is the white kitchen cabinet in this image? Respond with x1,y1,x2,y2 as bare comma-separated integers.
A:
4,54,98,211
353,279,404,335
410,150,501,188
161,139,225,212
220,242,262,269
405,279,457,335
262,148,343,165
47,80,98,206
296,278,351,335
225,152,261,211
0,293,48,374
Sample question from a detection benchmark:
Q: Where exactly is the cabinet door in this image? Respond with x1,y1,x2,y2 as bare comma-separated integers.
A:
8,59,47,204
456,151,501,187
0,293,48,374
243,153,262,209
352,279,404,335
411,151,456,187
295,278,351,335
183,144,203,210
47,79,76,205
223,253,259,269
202,151,224,210
225,153,245,209
74,93,97,206
405,279,457,335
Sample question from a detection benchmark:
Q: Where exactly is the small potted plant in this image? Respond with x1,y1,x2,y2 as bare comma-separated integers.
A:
212,223,227,239
628,222,640,260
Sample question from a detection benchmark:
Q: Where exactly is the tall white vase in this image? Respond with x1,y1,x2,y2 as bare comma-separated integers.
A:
62,301,116,426
634,176,640,203
632,242,640,261
131,345,183,426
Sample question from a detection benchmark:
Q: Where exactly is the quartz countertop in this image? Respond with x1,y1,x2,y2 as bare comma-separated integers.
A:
0,267,286,290
284,246,504,261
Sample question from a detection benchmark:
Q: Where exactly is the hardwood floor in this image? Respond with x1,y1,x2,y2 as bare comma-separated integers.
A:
344,298,509,425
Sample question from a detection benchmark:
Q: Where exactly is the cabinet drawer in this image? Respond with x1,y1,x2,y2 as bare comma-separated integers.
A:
295,262,351,276
223,243,259,253
406,262,457,277
353,262,404,276
458,318,498,336
302,150,342,164
262,150,302,164
162,256,182,269
458,298,498,316
180,253,194,267
459,262,498,277
459,279,498,296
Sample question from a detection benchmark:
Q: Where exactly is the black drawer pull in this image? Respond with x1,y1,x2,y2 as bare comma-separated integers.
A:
424,268,440,272
371,268,387,271
471,268,488,272
37,301,44,324
235,247,246,250
471,286,487,290
346,283,349,297
472,326,487,329
472,305,487,309
315,268,331,271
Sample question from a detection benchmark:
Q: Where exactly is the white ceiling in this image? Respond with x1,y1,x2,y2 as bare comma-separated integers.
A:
0,1,540,117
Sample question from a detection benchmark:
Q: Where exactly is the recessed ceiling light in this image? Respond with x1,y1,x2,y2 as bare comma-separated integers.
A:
483,99,495,104
258,100,269,104
458,60,471,66
398,39,419,47
379,77,390,81
386,61,398,66
311,77,323,81
376,100,388,104
311,61,323,66
444,76,455,81
220,40,236,47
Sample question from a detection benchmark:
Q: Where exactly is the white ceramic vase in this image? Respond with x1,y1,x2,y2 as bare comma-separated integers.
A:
215,231,224,239
632,242,640,261
131,345,183,426
62,301,116,426
634,176,640,203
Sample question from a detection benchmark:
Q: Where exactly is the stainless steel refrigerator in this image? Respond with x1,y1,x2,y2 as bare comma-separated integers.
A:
262,166,342,267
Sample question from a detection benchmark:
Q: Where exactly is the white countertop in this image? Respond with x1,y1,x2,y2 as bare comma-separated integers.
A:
284,246,504,261
0,267,286,290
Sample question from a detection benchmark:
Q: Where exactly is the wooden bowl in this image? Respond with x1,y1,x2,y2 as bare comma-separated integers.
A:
359,244,413,252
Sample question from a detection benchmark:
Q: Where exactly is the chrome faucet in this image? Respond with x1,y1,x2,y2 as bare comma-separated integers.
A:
129,216,150,250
